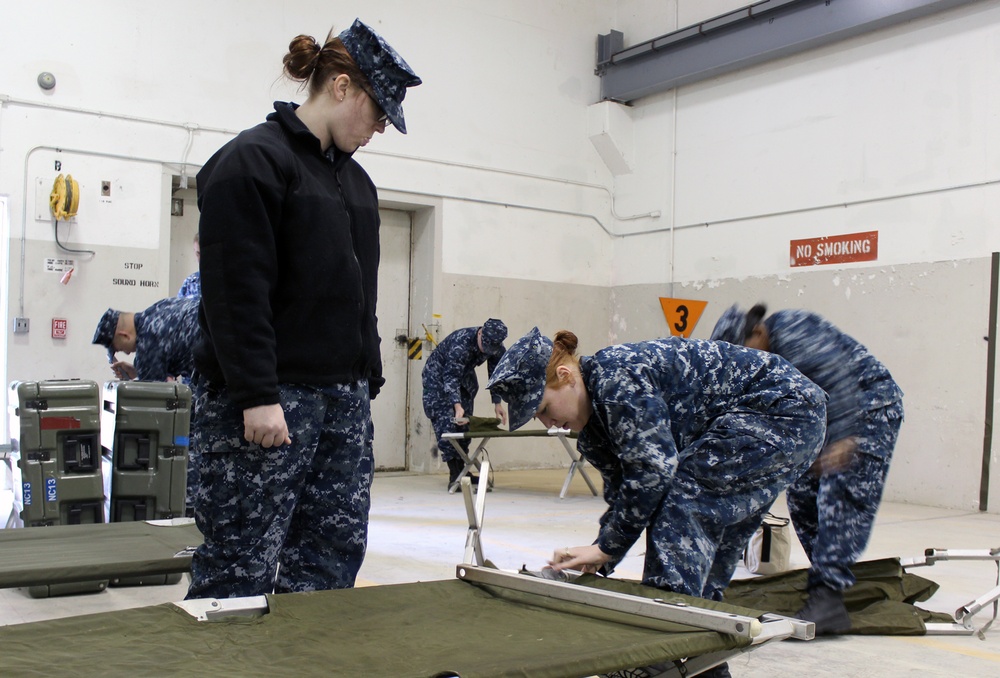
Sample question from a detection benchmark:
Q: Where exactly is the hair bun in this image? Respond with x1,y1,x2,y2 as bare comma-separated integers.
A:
553,330,578,355
283,34,322,81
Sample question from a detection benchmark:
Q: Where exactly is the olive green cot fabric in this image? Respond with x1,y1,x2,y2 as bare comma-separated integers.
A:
467,416,503,432
3,552,948,675
0,578,754,678
722,557,955,635
0,520,201,588
462,418,578,439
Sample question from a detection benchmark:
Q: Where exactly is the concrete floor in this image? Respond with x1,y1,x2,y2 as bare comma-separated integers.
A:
2,467,1000,677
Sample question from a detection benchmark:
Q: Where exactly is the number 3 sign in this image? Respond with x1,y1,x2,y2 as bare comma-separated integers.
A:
658,298,708,338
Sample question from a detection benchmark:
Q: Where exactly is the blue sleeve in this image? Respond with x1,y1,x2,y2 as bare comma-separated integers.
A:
133,353,166,382
439,349,468,405
134,299,200,383
486,345,505,404
768,311,862,444
589,369,679,559
432,330,477,405
177,272,201,299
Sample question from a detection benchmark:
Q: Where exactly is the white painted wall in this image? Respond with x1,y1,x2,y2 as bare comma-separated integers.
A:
609,0,1000,283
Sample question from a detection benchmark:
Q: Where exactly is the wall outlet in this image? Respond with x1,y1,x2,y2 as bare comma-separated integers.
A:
13,317,29,334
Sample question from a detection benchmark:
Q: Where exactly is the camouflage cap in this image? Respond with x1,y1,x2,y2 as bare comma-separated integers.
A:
480,318,508,355
339,18,421,134
486,327,553,431
710,304,747,345
92,308,121,361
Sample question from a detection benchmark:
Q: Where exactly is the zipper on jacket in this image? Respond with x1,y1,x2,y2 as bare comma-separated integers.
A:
332,166,368,377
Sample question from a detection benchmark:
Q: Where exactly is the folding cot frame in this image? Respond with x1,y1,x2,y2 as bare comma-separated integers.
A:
177,462,813,678
442,427,599,498
443,435,1000,643
901,547,1000,638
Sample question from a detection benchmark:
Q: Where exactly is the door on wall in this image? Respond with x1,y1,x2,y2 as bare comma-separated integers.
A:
372,209,411,470
0,195,8,442
168,175,201,298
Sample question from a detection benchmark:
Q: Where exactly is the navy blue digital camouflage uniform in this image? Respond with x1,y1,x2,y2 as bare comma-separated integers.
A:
188,380,373,597
129,297,200,384
489,329,827,601
93,297,202,506
714,307,904,592
177,271,201,299
422,325,506,462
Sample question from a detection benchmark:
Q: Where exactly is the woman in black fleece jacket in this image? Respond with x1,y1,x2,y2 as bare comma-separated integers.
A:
186,19,420,599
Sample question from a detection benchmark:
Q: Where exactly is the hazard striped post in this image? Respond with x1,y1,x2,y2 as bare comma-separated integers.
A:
408,338,422,360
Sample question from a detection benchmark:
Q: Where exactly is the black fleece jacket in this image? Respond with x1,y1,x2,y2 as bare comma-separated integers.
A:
194,102,384,410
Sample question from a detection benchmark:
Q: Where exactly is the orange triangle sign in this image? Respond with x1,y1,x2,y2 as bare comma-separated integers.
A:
659,298,708,338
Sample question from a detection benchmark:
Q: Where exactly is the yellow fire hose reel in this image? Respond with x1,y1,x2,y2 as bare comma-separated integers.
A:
49,173,80,221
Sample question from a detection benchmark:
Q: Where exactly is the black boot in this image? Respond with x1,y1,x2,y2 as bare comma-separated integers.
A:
446,458,478,492
698,663,731,678
795,583,851,635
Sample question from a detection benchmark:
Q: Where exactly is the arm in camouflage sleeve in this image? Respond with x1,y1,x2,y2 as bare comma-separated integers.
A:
589,371,678,560
770,311,862,444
